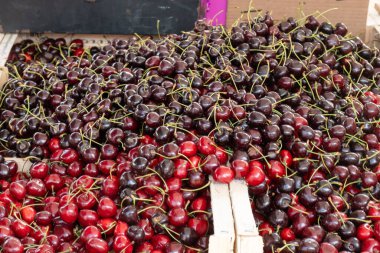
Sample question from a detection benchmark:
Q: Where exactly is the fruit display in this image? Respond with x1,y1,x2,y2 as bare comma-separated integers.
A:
0,10,379,253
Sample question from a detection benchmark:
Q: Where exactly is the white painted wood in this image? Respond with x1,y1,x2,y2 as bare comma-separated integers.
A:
0,66,8,89
230,179,263,253
366,0,380,45
0,34,5,45
209,176,235,253
0,33,17,67
15,33,143,47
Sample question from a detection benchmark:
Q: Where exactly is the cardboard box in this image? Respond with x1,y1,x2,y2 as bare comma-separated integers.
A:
227,0,369,39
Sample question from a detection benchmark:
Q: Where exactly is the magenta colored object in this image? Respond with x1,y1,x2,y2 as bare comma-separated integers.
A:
202,0,227,26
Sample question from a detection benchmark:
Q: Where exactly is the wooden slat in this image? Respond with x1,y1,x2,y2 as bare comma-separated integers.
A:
375,2,380,15
366,25,380,48
0,34,5,45
209,177,235,253
0,66,8,89
0,33,17,67
366,0,380,45
16,33,147,48
229,179,263,253
4,157,33,175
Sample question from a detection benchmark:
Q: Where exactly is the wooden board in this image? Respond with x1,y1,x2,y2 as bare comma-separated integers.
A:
0,33,17,67
367,25,380,48
16,33,138,48
366,0,380,46
0,33,17,89
229,179,263,253
209,176,235,253
227,0,369,39
0,66,8,89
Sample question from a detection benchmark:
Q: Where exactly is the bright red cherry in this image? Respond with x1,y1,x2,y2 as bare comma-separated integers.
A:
80,225,101,243
197,136,216,155
86,238,109,253
231,160,249,178
59,203,78,224
213,166,235,183
97,197,117,218
179,141,197,157
246,166,265,186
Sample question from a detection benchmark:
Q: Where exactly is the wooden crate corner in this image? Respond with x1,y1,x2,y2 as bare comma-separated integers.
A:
209,177,235,253
229,179,263,253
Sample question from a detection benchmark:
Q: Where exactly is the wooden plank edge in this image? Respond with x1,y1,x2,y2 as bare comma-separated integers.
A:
229,179,263,253
209,234,235,253
229,179,258,236
0,33,18,67
375,2,380,15
0,66,9,89
209,176,235,253
0,34,5,46
235,235,264,253
16,33,152,47
366,25,380,47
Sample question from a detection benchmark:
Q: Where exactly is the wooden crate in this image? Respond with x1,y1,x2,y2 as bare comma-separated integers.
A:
0,33,236,250
229,180,263,253
0,33,137,88
0,33,287,252
227,0,369,39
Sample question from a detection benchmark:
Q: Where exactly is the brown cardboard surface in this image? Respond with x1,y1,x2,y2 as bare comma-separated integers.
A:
227,0,369,39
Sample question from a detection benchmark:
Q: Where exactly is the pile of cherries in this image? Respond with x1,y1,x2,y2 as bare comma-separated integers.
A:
1,12,380,253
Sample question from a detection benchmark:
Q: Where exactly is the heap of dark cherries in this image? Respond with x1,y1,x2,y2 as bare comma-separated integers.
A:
0,12,380,253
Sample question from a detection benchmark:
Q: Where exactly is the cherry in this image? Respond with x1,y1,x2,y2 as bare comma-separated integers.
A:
2,236,24,253
97,197,117,218
21,206,36,224
231,160,249,178
9,182,26,200
246,165,265,186
361,238,380,252
86,238,109,253
30,162,49,179
197,136,216,155
59,202,78,224
80,225,101,243
280,227,295,241
11,219,31,238
266,160,285,179
166,191,185,209
191,197,208,211
357,223,374,241
127,225,145,243
319,242,338,253
180,227,198,245
168,207,189,227
35,211,52,226
179,141,197,157
213,166,235,183
78,209,98,227
60,148,79,164
113,235,133,253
